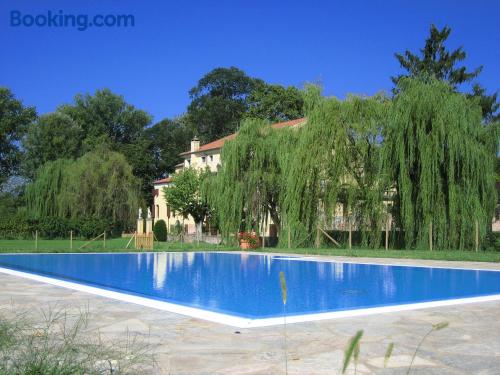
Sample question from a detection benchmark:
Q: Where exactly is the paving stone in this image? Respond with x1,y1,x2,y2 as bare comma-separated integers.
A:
1,256,499,375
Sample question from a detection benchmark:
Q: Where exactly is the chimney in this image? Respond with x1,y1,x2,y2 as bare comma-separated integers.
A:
191,137,200,152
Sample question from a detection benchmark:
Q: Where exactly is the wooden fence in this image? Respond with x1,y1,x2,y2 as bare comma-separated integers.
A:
135,232,153,250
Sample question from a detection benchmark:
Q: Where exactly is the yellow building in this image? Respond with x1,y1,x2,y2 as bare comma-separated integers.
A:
152,118,307,235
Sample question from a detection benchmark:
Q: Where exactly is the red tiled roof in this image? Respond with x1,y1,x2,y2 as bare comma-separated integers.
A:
153,177,173,185
180,117,306,156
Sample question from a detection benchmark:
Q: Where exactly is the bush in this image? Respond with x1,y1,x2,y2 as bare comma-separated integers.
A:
153,220,168,242
74,217,111,239
0,215,113,240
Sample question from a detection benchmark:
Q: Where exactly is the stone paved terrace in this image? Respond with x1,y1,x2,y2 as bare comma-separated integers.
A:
1,254,499,374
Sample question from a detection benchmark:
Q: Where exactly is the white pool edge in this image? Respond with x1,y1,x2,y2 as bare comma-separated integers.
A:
1,265,500,328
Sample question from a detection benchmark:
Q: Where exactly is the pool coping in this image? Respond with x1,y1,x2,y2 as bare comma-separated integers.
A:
1,252,500,328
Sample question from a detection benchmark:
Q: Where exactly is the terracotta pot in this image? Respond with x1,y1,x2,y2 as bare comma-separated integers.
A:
240,240,252,250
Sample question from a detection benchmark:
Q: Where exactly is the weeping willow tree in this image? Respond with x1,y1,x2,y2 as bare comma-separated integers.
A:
25,159,73,218
26,148,140,231
383,78,498,249
205,118,298,242
281,87,389,247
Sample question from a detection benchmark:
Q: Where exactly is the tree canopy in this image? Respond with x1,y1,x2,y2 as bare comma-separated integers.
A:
26,148,140,231
393,24,498,121
188,67,262,142
383,78,497,249
145,116,193,179
246,84,304,122
392,24,481,87
207,118,296,241
163,168,212,240
23,112,83,178
0,87,36,188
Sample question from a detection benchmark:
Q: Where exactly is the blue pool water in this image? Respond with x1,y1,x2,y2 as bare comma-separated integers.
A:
0,252,499,319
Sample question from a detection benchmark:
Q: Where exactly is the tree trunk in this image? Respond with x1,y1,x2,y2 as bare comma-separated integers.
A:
196,221,203,244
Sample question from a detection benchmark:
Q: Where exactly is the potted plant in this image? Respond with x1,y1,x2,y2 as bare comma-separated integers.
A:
238,231,259,249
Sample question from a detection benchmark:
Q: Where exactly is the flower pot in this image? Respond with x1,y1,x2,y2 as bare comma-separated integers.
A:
240,240,252,250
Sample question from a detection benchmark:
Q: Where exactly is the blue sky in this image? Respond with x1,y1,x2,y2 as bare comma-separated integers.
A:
1,0,499,123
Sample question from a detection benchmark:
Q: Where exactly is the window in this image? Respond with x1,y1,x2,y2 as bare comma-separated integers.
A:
201,156,206,163
156,205,159,218
210,155,214,162
187,159,191,165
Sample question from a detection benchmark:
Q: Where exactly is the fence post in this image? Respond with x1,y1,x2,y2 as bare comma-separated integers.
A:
35,230,38,251
315,226,320,249
103,231,106,249
475,220,479,252
70,230,73,250
429,220,433,251
287,225,291,249
385,217,390,251
348,220,352,250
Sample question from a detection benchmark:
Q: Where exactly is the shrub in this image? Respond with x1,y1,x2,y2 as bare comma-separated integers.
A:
75,217,110,239
37,216,72,239
153,219,168,242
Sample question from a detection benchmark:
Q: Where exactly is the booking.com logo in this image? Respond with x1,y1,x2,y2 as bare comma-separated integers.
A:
10,10,135,31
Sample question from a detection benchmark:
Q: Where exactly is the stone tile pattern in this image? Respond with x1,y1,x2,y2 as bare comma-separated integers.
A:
1,256,499,374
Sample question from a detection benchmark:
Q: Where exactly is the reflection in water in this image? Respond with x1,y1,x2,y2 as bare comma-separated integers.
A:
153,253,168,290
0,252,499,319
381,266,396,298
333,262,343,280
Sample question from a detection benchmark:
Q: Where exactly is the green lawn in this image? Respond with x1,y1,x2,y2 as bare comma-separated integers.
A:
0,238,234,253
0,238,499,262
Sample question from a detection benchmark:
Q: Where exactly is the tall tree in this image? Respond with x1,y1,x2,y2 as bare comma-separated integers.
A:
383,78,497,250
23,112,83,178
26,148,140,231
145,116,193,179
467,84,500,122
207,118,296,241
163,168,211,242
282,87,387,247
0,87,36,188
57,89,154,200
392,24,481,87
187,67,262,142
246,84,304,122
393,24,498,120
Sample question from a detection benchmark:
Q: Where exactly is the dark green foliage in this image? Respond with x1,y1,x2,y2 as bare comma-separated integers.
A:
0,87,37,187
25,89,155,202
392,24,481,87
145,116,193,178
383,78,497,249
0,215,110,240
246,83,304,122
187,67,262,142
393,24,498,121
23,112,83,178
153,219,168,241
466,84,500,122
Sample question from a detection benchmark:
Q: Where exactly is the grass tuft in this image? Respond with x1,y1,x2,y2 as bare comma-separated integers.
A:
0,305,155,375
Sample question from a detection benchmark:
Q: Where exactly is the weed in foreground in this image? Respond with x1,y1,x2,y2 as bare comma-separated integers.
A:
0,304,155,375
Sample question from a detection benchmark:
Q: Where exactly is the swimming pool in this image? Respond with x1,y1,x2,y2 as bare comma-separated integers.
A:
0,252,499,327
